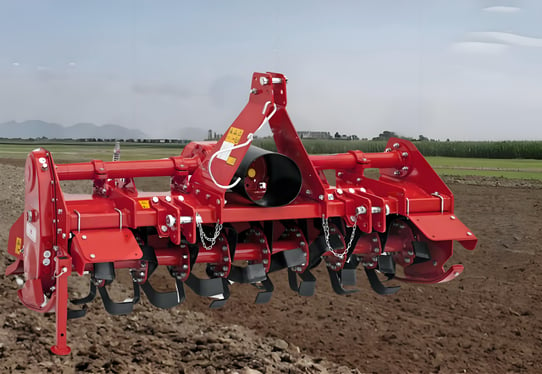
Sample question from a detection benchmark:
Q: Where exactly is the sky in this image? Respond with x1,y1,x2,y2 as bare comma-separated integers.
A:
1,0,542,140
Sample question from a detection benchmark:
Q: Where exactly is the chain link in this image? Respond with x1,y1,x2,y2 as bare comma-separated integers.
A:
197,218,223,250
322,213,359,259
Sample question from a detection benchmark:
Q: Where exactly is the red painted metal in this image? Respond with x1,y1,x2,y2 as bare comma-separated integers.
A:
4,71,477,354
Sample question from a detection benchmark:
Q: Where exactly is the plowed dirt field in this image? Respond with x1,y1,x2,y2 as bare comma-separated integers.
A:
1,159,541,374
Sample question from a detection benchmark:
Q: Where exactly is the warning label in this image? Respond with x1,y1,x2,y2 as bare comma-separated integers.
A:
15,237,22,255
225,127,244,145
139,200,151,209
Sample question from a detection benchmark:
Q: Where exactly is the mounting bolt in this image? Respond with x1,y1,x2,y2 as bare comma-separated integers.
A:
183,264,189,270
337,189,343,195
223,257,229,262
222,266,228,271
348,188,355,193
402,152,409,158
450,215,456,220
161,225,168,232
433,261,438,266
82,235,87,240
43,250,51,258
328,194,334,200
62,233,66,239
222,245,228,251
318,195,324,200
337,172,343,177
404,258,411,263
466,231,473,236
300,241,306,247
454,272,460,277
394,170,401,176
360,187,367,193
152,196,159,203
393,143,400,149
178,196,185,202
42,258,50,266
182,254,188,260
139,271,145,277
356,178,361,182
166,215,176,228
373,247,379,253
165,196,172,202
372,237,378,243
262,259,268,265
216,199,221,205
402,166,409,172
408,250,414,256
356,206,367,215
90,253,96,259
306,189,312,195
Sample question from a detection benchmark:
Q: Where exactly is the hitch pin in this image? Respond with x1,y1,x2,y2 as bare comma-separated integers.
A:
55,266,68,278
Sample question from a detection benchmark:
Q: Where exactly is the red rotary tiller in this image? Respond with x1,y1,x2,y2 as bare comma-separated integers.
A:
5,72,477,355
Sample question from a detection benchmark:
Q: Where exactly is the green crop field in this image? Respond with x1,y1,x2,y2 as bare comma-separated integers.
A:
0,141,184,162
1,140,541,180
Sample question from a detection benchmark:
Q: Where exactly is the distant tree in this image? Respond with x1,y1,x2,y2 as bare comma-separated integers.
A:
334,132,341,139
372,130,398,141
418,135,429,141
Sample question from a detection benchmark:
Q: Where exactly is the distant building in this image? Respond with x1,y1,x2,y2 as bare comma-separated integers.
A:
297,131,332,139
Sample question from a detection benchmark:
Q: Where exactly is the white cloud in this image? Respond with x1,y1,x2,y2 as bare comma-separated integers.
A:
483,6,521,13
11,62,20,67
469,31,542,47
451,41,509,55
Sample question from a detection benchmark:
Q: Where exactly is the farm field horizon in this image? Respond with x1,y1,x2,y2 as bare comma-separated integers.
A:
1,140,541,180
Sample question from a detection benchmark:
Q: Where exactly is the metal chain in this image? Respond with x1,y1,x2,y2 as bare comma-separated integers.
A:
322,213,359,259
197,219,223,250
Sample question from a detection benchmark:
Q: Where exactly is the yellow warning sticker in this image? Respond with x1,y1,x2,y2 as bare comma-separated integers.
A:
225,127,244,145
15,237,22,255
139,200,151,209
226,156,237,166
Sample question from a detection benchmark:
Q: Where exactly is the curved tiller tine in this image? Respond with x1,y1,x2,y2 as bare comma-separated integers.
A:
253,277,274,304
139,246,186,309
288,268,316,297
185,274,227,303
71,281,97,305
364,268,401,295
93,262,140,315
209,278,231,309
327,267,359,295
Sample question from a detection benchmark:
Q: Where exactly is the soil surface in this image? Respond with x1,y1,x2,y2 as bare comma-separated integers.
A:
1,159,541,373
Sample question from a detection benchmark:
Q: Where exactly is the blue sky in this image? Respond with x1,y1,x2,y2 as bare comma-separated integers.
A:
1,0,541,140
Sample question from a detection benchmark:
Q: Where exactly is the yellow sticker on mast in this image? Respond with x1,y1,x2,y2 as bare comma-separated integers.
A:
225,127,244,144
217,127,244,166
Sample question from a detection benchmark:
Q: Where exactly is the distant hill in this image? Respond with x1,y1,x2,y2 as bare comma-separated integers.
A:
0,120,148,139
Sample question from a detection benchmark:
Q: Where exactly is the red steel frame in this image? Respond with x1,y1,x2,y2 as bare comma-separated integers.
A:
6,72,477,355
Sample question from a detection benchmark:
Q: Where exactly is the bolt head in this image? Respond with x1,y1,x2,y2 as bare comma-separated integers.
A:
161,225,168,232
178,196,185,202
152,196,159,203
42,258,51,266
165,196,172,202
90,253,96,259
337,189,343,195
82,235,87,240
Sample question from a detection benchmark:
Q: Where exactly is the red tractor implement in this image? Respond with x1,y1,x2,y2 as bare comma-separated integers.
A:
5,72,477,355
